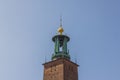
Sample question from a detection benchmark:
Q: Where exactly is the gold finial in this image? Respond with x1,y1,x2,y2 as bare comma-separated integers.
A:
58,27,64,35
57,16,64,35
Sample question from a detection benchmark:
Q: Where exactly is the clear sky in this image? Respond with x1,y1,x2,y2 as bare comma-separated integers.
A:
0,0,120,80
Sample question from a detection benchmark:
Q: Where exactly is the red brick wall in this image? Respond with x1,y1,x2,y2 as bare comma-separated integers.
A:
43,58,78,80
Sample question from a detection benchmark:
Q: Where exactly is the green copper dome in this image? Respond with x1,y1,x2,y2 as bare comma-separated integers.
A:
51,27,70,60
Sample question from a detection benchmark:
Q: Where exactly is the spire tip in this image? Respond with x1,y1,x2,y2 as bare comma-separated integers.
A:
60,15,62,27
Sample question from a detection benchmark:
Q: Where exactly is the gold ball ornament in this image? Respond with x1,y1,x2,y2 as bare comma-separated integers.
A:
57,27,64,35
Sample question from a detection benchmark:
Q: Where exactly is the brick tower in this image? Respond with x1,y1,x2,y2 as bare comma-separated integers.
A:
43,20,79,80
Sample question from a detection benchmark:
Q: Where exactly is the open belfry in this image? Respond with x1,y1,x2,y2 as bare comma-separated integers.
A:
43,20,79,80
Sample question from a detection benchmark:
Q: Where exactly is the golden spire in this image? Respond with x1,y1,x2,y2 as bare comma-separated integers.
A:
57,16,64,35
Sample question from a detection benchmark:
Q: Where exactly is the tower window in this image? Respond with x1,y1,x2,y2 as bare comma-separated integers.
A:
60,47,62,51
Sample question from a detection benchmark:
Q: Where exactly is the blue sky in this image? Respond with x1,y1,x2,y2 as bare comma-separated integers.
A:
0,0,120,80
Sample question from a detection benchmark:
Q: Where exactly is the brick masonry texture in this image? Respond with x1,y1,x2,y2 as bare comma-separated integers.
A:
43,58,78,80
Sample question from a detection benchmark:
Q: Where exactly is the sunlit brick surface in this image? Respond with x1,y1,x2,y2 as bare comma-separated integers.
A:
43,58,78,80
